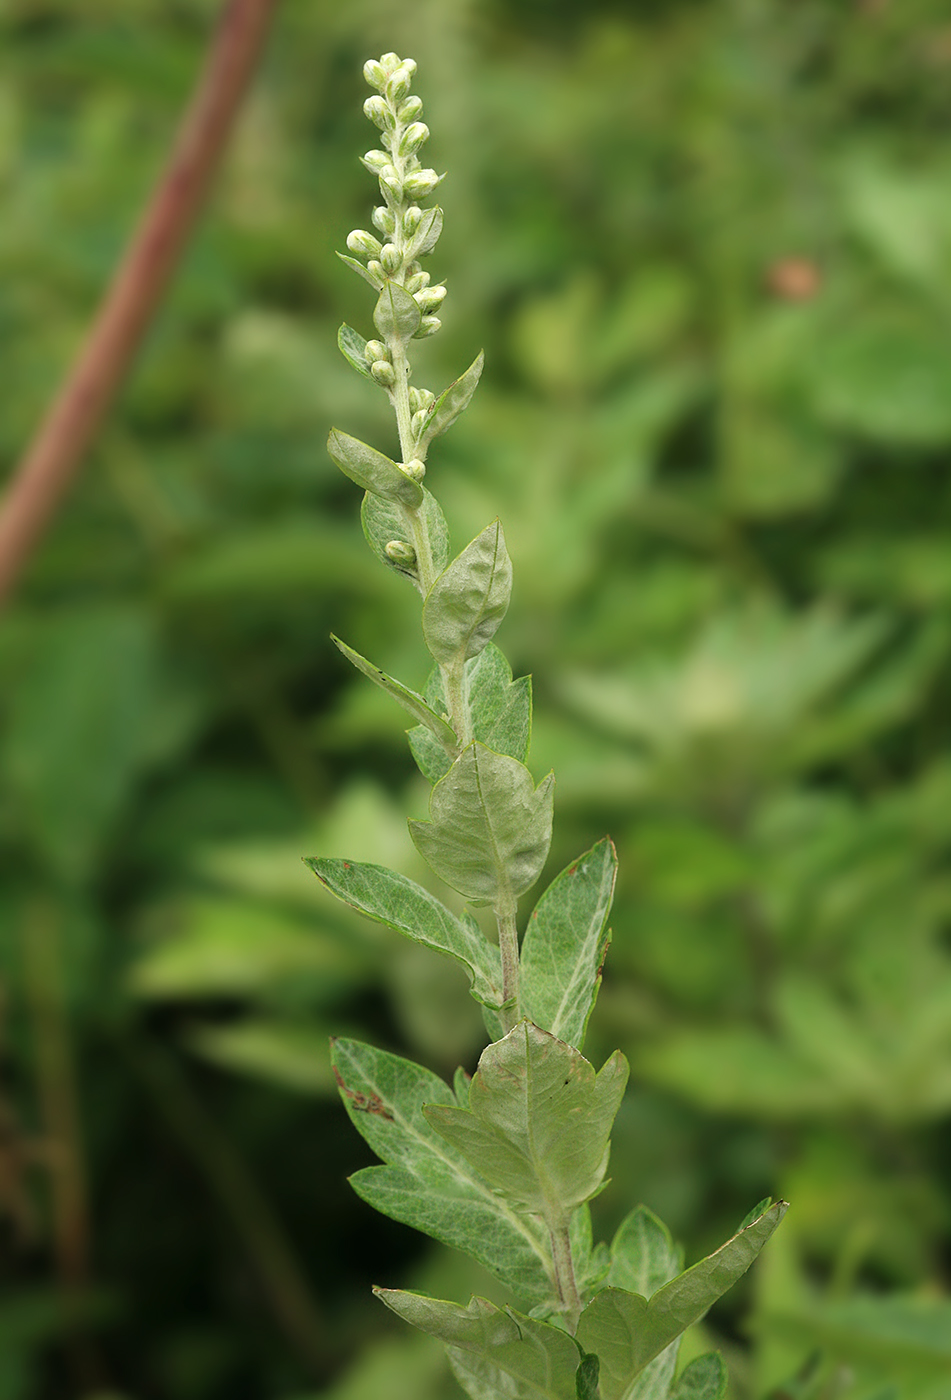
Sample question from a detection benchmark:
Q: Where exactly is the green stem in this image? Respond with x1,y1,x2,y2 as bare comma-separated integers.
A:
496,898,520,1032
550,1221,583,1332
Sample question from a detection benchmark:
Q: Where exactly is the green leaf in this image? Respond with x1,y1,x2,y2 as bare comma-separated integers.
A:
407,205,443,258
361,487,450,585
422,521,513,666
669,1355,727,1400
576,1202,787,1400
607,1206,683,1297
417,351,485,452
374,281,422,340
327,428,423,506
331,635,458,751
409,743,554,905
337,250,384,288
305,860,503,1010
521,839,617,1049
576,1355,601,1400
375,1291,582,1400
409,644,531,785
425,1021,628,1227
330,1039,553,1301
337,323,373,379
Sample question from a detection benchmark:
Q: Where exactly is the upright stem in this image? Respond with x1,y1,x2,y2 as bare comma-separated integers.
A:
496,898,520,1032
550,1221,583,1333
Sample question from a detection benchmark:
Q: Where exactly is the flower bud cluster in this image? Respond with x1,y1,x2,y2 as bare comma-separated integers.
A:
341,53,445,339
363,337,395,387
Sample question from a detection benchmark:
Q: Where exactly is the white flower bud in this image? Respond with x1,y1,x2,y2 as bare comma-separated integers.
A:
379,52,401,73
380,243,402,274
408,386,428,412
379,166,402,199
402,206,422,235
371,360,396,386
402,169,441,198
367,259,384,281
397,95,423,123
401,458,426,481
414,284,447,313
361,149,389,172
372,205,395,235
386,65,414,102
364,339,388,364
412,408,430,435
363,95,392,130
398,122,429,156
404,270,430,294
415,315,442,338
402,58,418,77
346,228,382,258
363,59,386,90
385,540,416,567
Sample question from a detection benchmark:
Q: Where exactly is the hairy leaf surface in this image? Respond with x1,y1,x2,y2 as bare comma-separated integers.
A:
330,635,457,749
331,1039,552,1301
409,743,553,905
423,521,513,665
307,860,502,1009
605,1208,684,1400
521,839,617,1049
670,1355,727,1400
418,351,485,452
425,1021,628,1225
410,644,531,784
337,323,372,378
361,487,450,585
374,280,422,340
576,1203,787,1400
327,429,422,506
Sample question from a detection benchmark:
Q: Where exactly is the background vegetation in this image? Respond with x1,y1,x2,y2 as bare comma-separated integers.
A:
2,1,951,1396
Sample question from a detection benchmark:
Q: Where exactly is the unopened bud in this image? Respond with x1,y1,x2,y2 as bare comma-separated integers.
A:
346,228,382,258
366,259,384,282
385,540,416,567
415,316,442,338
401,458,426,481
364,339,388,364
398,95,423,123
372,205,395,236
363,95,392,130
371,360,396,386
414,284,447,313
380,243,402,274
408,386,429,412
402,169,441,199
412,408,431,435
363,59,386,90
387,65,414,102
398,122,429,156
402,206,422,235
361,148,389,172
405,270,429,294
379,52,401,73
379,166,402,199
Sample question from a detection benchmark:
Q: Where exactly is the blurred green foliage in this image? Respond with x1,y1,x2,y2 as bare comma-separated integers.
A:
2,0,951,1397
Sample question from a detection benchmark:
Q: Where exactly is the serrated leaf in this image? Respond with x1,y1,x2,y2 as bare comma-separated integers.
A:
408,205,443,258
361,488,450,586
521,839,617,1049
576,1202,787,1400
376,1291,582,1400
337,323,372,378
409,644,531,785
327,429,423,506
337,250,383,288
425,1021,628,1227
417,351,485,452
330,1039,553,1301
306,859,502,1009
422,521,512,666
669,1355,727,1400
409,743,554,905
331,635,458,751
374,280,422,340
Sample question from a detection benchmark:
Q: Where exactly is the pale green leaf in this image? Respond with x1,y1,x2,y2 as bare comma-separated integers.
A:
305,859,503,1009
331,1038,553,1301
576,1202,787,1400
327,428,423,506
422,521,513,666
607,1207,683,1297
337,323,372,379
417,351,485,452
521,839,617,1049
376,1291,582,1400
337,250,384,288
409,644,531,785
425,1021,628,1226
331,635,458,751
361,487,450,586
409,743,554,905
449,1345,544,1400
374,281,422,340
669,1355,727,1400
407,205,443,258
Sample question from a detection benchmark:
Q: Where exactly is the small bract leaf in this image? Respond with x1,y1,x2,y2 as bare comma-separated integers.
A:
417,350,485,451
330,635,458,750
521,839,617,1049
409,743,553,905
425,1021,629,1227
374,280,422,340
330,1039,552,1301
337,323,373,378
670,1354,727,1400
376,1291,582,1400
327,429,423,506
576,1354,601,1400
361,488,450,586
408,205,443,258
306,859,502,1009
576,1202,787,1400
423,520,513,666
337,250,384,288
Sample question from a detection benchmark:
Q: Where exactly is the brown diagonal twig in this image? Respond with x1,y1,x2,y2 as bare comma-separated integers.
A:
0,0,282,605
